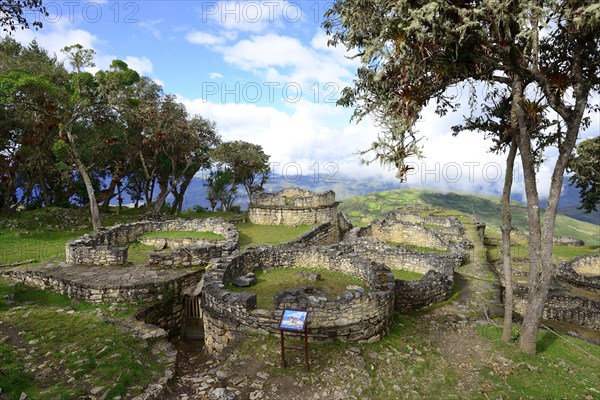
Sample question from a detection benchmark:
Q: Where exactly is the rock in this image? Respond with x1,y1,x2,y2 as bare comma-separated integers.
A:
19,393,27,400
209,387,237,400
216,369,229,380
296,272,305,278
256,372,269,380
90,386,105,395
307,273,321,281
233,273,257,287
249,390,264,400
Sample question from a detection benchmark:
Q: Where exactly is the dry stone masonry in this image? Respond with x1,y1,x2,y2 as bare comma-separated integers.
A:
65,218,238,267
200,245,396,354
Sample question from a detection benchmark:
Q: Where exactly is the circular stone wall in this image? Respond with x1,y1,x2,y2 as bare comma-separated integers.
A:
200,245,396,354
248,187,339,226
555,254,600,291
65,218,238,267
342,228,458,312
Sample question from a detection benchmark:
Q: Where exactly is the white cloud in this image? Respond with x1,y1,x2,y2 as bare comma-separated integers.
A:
8,18,98,60
199,0,294,33
124,55,153,75
209,72,224,79
138,19,162,39
186,31,226,46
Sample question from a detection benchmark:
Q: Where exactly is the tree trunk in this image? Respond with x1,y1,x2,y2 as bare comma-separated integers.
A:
153,183,170,214
66,128,102,232
501,140,517,343
511,79,543,354
76,160,102,231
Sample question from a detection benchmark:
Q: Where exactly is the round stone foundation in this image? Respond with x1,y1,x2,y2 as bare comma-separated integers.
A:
65,218,238,267
200,245,396,354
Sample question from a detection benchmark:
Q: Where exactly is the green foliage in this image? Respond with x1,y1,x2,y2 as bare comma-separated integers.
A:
210,140,271,201
227,267,368,309
568,136,600,213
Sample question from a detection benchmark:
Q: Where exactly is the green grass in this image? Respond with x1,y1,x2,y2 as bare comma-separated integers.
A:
391,269,425,281
477,324,600,399
127,242,155,265
139,230,225,240
339,188,600,245
0,279,164,399
236,222,314,248
0,228,84,265
226,267,368,309
386,241,447,254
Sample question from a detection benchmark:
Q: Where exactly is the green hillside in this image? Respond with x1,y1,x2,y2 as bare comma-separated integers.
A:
339,189,600,245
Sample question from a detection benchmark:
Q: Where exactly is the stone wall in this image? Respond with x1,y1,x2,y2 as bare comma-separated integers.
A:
248,204,339,226
287,222,340,247
555,254,600,291
200,245,396,354
394,270,454,313
7,265,204,304
248,188,340,226
250,188,336,208
363,218,451,251
513,293,600,331
339,234,456,312
65,218,238,266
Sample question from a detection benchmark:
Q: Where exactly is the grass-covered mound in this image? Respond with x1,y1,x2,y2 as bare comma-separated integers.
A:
0,278,168,399
227,267,368,309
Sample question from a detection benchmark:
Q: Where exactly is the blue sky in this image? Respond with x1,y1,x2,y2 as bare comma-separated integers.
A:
6,0,599,201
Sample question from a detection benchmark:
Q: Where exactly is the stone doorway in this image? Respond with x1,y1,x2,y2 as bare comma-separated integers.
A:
181,295,203,339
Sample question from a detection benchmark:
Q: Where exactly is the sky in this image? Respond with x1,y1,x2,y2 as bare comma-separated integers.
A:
5,0,599,201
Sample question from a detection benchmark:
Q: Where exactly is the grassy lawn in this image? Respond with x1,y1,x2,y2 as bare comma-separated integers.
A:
0,278,166,399
391,269,425,281
140,230,225,240
227,267,368,309
236,223,314,248
477,324,600,399
387,241,447,254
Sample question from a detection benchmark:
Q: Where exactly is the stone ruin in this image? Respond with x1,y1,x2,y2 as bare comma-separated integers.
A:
198,205,472,353
248,188,352,243
200,245,396,354
510,253,600,330
65,217,238,267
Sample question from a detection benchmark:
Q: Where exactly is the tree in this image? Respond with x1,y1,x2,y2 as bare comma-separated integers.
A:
210,140,270,199
568,136,600,214
204,167,237,212
0,0,47,33
324,0,600,353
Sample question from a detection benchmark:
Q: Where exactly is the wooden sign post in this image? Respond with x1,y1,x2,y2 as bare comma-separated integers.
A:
279,309,309,372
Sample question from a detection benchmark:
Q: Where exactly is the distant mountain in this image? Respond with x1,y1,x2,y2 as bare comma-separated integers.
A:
116,173,598,226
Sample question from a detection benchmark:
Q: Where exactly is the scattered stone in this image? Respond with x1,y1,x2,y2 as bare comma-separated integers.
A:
233,273,257,287
154,239,167,250
307,273,321,281
249,390,264,400
216,369,229,380
90,386,105,395
256,372,269,380
209,387,237,400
